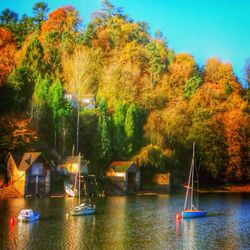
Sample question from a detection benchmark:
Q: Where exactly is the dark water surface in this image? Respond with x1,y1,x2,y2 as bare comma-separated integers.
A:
0,193,250,250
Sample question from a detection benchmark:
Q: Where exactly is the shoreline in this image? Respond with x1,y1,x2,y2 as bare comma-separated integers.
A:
199,184,250,194
2,184,250,199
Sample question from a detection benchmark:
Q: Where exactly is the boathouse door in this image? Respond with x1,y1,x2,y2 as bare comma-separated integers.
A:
26,163,46,196
127,172,137,193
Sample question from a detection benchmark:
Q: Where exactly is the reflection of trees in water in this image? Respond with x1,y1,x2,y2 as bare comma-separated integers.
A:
92,196,127,249
17,221,34,249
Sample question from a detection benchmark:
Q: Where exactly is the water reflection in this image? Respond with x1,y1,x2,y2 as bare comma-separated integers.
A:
183,219,196,249
175,217,181,236
17,221,35,249
1,194,250,249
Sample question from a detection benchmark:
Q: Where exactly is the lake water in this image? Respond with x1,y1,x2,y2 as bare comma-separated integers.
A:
0,193,250,250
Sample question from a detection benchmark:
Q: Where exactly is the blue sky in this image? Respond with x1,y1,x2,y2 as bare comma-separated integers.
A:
1,0,250,84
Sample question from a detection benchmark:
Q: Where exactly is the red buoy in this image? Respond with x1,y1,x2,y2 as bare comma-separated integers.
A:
10,218,15,225
176,213,181,220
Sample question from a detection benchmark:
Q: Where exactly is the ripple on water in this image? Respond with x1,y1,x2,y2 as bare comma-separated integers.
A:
1,194,250,249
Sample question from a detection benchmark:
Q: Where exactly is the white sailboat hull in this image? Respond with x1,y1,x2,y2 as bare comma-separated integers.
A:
18,209,40,222
71,203,96,216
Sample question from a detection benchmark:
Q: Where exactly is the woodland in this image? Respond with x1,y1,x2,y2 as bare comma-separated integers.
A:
0,1,249,184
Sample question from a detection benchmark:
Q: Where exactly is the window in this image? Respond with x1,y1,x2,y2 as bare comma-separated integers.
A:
31,163,44,176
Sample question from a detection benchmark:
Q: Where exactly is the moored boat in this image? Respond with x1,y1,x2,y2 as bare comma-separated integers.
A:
71,202,96,216
18,209,40,222
182,210,207,218
181,142,207,218
70,153,96,216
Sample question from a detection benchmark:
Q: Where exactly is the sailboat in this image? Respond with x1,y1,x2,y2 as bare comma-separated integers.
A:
71,153,96,216
181,142,206,218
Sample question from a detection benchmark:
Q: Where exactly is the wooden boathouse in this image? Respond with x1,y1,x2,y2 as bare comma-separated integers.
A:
6,152,51,196
106,161,140,194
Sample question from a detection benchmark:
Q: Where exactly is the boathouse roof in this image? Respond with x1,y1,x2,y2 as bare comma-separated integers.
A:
18,152,51,171
108,161,137,173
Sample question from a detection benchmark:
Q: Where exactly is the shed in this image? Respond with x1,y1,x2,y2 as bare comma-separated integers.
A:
57,156,98,196
106,161,140,193
56,156,88,176
7,152,51,196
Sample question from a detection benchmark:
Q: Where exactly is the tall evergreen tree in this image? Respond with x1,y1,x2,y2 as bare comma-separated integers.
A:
23,37,48,83
97,98,112,164
5,66,29,110
32,2,49,30
48,79,71,151
125,103,139,155
112,102,128,159
31,75,49,126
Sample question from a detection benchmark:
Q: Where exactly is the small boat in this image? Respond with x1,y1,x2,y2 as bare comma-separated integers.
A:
71,153,96,216
71,202,96,216
181,142,207,218
18,209,40,222
64,182,78,197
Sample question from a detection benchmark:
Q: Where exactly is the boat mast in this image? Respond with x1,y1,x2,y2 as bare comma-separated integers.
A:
183,142,195,210
190,142,195,209
78,152,81,205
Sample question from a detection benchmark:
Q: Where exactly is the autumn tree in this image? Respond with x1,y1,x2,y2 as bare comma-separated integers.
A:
63,47,102,153
40,5,82,77
0,115,38,151
244,59,250,103
0,27,17,85
40,5,81,41
164,53,197,100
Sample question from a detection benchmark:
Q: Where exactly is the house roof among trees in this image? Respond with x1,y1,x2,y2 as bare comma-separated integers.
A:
108,161,135,173
19,152,43,171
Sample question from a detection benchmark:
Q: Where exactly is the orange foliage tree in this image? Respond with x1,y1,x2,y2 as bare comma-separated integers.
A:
40,6,81,41
163,53,197,100
0,27,17,86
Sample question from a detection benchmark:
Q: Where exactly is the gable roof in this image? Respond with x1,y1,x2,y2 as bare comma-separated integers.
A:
19,152,42,171
60,156,79,164
57,156,89,173
7,152,23,168
108,161,135,173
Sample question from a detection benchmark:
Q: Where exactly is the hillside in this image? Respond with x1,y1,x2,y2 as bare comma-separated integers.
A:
0,1,249,183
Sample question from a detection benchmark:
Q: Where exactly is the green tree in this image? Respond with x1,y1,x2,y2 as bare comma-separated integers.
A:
23,37,48,83
17,14,35,47
112,102,128,159
97,98,112,164
81,23,97,47
63,47,102,153
31,75,49,128
101,0,115,18
0,8,18,27
184,75,203,99
4,66,29,111
146,41,167,85
32,2,49,30
125,103,139,154
48,79,71,151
